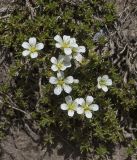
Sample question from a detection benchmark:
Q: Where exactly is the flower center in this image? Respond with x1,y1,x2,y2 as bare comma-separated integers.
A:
68,103,76,110
58,79,64,86
99,79,106,86
56,62,63,70
29,46,37,53
62,42,69,48
83,103,90,111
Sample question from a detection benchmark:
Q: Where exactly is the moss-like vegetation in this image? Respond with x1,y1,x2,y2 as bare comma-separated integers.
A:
0,0,136,159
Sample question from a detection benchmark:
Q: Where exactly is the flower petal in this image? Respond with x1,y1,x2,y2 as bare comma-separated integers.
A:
76,107,84,114
30,52,38,58
102,75,109,80
63,35,70,43
90,104,99,111
54,85,63,95
58,55,64,62
64,56,71,68
65,95,72,104
60,65,66,71
22,42,30,49
64,76,74,84
97,76,101,82
51,57,57,64
60,103,68,110
54,35,62,43
70,38,76,44
74,53,83,62
106,79,112,86
68,110,74,117
75,98,85,105
49,77,58,84
70,38,78,48
77,46,86,53
51,65,58,71
97,83,101,89
29,37,36,46
85,110,92,118
63,84,72,93
36,43,44,50
102,85,108,92
55,43,61,48
57,72,64,79
22,50,30,57
73,79,79,83
64,48,72,55
86,96,94,105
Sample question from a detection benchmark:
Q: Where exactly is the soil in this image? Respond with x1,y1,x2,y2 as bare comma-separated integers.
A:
0,0,137,160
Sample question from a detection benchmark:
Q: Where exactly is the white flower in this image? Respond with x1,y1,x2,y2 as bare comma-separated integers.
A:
22,37,44,58
49,72,77,95
50,55,71,72
71,45,86,63
73,79,79,83
97,75,112,92
54,35,78,55
60,96,78,117
76,96,99,118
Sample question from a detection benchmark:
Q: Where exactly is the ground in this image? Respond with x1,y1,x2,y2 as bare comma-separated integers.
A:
0,0,137,160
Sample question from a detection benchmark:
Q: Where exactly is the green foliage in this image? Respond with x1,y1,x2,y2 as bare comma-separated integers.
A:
0,0,136,158
127,140,137,157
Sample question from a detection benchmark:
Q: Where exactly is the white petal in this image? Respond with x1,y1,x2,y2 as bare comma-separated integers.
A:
65,95,72,104
22,42,30,49
68,55,72,60
64,76,74,84
85,111,92,118
50,57,57,64
54,85,63,95
30,52,38,58
75,98,85,105
63,35,70,43
60,65,66,71
57,72,64,78
51,65,58,71
71,43,78,48
76,107,84,114
29,37,36,46
86,96,94,105
74,53,83,62
49,77,58,84
64,56,71,68
58,55,64,61
97,76,101,82
90,104,99,111
64,48,72,55
102,85,108,92
97,83,101,89
60,103,68,110
64,62,71,68
70,38,76,44
106,79,112,86
64,55,71,62
102,75,109,80
22,50,30,57
54,35,62,43
63,84,72,93
36,43,44,50
55,43,61,48
70,38,78,48
77,46,86,53
68,110,74,117
73,79,79,83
